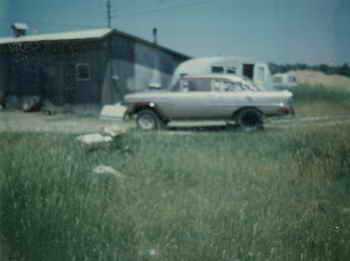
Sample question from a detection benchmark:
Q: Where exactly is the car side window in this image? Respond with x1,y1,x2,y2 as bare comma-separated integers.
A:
211,80,243,92
178,79,190,92
180,78,211,92
225,81,243,92
211,80,224,92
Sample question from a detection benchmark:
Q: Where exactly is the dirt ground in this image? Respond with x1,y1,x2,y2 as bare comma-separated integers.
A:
1,110,350,135
0,111,130,134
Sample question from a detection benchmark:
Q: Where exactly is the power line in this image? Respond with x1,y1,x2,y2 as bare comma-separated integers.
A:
1,0,226,32
112,0,225,18
112,0,188,16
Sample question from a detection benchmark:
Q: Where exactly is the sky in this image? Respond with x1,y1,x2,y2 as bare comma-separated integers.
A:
0,0,349,65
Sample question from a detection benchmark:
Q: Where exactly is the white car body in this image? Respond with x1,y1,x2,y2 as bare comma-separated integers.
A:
125,74,294,122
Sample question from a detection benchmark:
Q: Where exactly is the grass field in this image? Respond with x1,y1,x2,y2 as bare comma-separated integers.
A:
0,85,350,261
293,84,350,116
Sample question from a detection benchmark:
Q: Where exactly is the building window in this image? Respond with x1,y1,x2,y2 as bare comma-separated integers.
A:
288,75,297,83
76,64,90,81
273,76,283,84
226,67,237,74
211,66,224,74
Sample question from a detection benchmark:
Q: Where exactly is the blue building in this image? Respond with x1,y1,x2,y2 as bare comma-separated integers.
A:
0,28,190,106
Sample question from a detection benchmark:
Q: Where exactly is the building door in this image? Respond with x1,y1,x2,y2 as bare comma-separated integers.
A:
13,61,41,97
63,63,76,104
74,62,101,104
243,64,255,80
46,64,61,104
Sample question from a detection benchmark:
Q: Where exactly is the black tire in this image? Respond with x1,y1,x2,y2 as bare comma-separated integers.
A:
136,110,163,131
163,120,170,126
236,108,264,132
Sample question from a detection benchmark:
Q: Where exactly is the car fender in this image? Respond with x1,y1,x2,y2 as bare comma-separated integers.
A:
232,106,264,120
129,102,167,121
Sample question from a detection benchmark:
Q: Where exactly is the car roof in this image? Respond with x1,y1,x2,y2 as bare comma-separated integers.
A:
184,74,249,84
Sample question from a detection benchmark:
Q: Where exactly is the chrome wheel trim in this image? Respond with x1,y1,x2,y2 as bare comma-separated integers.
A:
138,114,156,130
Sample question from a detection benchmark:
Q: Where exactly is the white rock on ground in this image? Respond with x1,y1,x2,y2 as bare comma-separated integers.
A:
101,126,128,138
77,134,113,149
93,165,126,179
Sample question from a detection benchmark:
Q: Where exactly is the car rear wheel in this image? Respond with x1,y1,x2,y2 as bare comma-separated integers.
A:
136,110,163,131
237,108,264,132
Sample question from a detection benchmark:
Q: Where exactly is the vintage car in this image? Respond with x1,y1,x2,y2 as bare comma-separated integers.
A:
124,74,294,131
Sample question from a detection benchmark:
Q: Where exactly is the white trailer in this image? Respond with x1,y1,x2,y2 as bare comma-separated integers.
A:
170,56,274,90
272,73,298,90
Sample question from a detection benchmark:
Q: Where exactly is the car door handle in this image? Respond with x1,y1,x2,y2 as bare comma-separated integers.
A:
246,96,253,102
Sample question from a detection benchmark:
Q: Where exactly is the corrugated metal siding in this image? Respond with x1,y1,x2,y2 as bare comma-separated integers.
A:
0,32,188,105
6,41,105,105
0,53,9,98
134,43,183,92
8,51,43,96
110,35,135,98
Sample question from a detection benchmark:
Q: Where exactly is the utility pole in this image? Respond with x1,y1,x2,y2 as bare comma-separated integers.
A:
106,0,112,28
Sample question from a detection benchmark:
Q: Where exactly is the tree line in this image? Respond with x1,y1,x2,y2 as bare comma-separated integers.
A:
269,63,350,78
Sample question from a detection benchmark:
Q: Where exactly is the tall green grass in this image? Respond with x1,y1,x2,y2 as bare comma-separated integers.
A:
293,85,350,108
0,134,137,261
1,124,350,260
289,84,350,116
1,83,350,260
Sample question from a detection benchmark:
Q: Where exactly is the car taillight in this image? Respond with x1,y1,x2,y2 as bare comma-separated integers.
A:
279,106,290,114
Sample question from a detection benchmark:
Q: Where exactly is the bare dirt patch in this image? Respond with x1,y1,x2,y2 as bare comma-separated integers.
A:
0,111,131,134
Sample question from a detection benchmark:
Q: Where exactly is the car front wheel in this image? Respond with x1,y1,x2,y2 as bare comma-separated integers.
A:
237,108,264,132
136,110,163,131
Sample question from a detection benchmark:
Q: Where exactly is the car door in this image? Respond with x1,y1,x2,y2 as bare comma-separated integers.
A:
211,80,250,118
161,77,214,120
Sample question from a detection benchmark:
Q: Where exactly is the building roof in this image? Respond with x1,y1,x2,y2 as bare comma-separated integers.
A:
0,28,113,45
112,29,190,60
177,56,262,71
0,28,190,59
